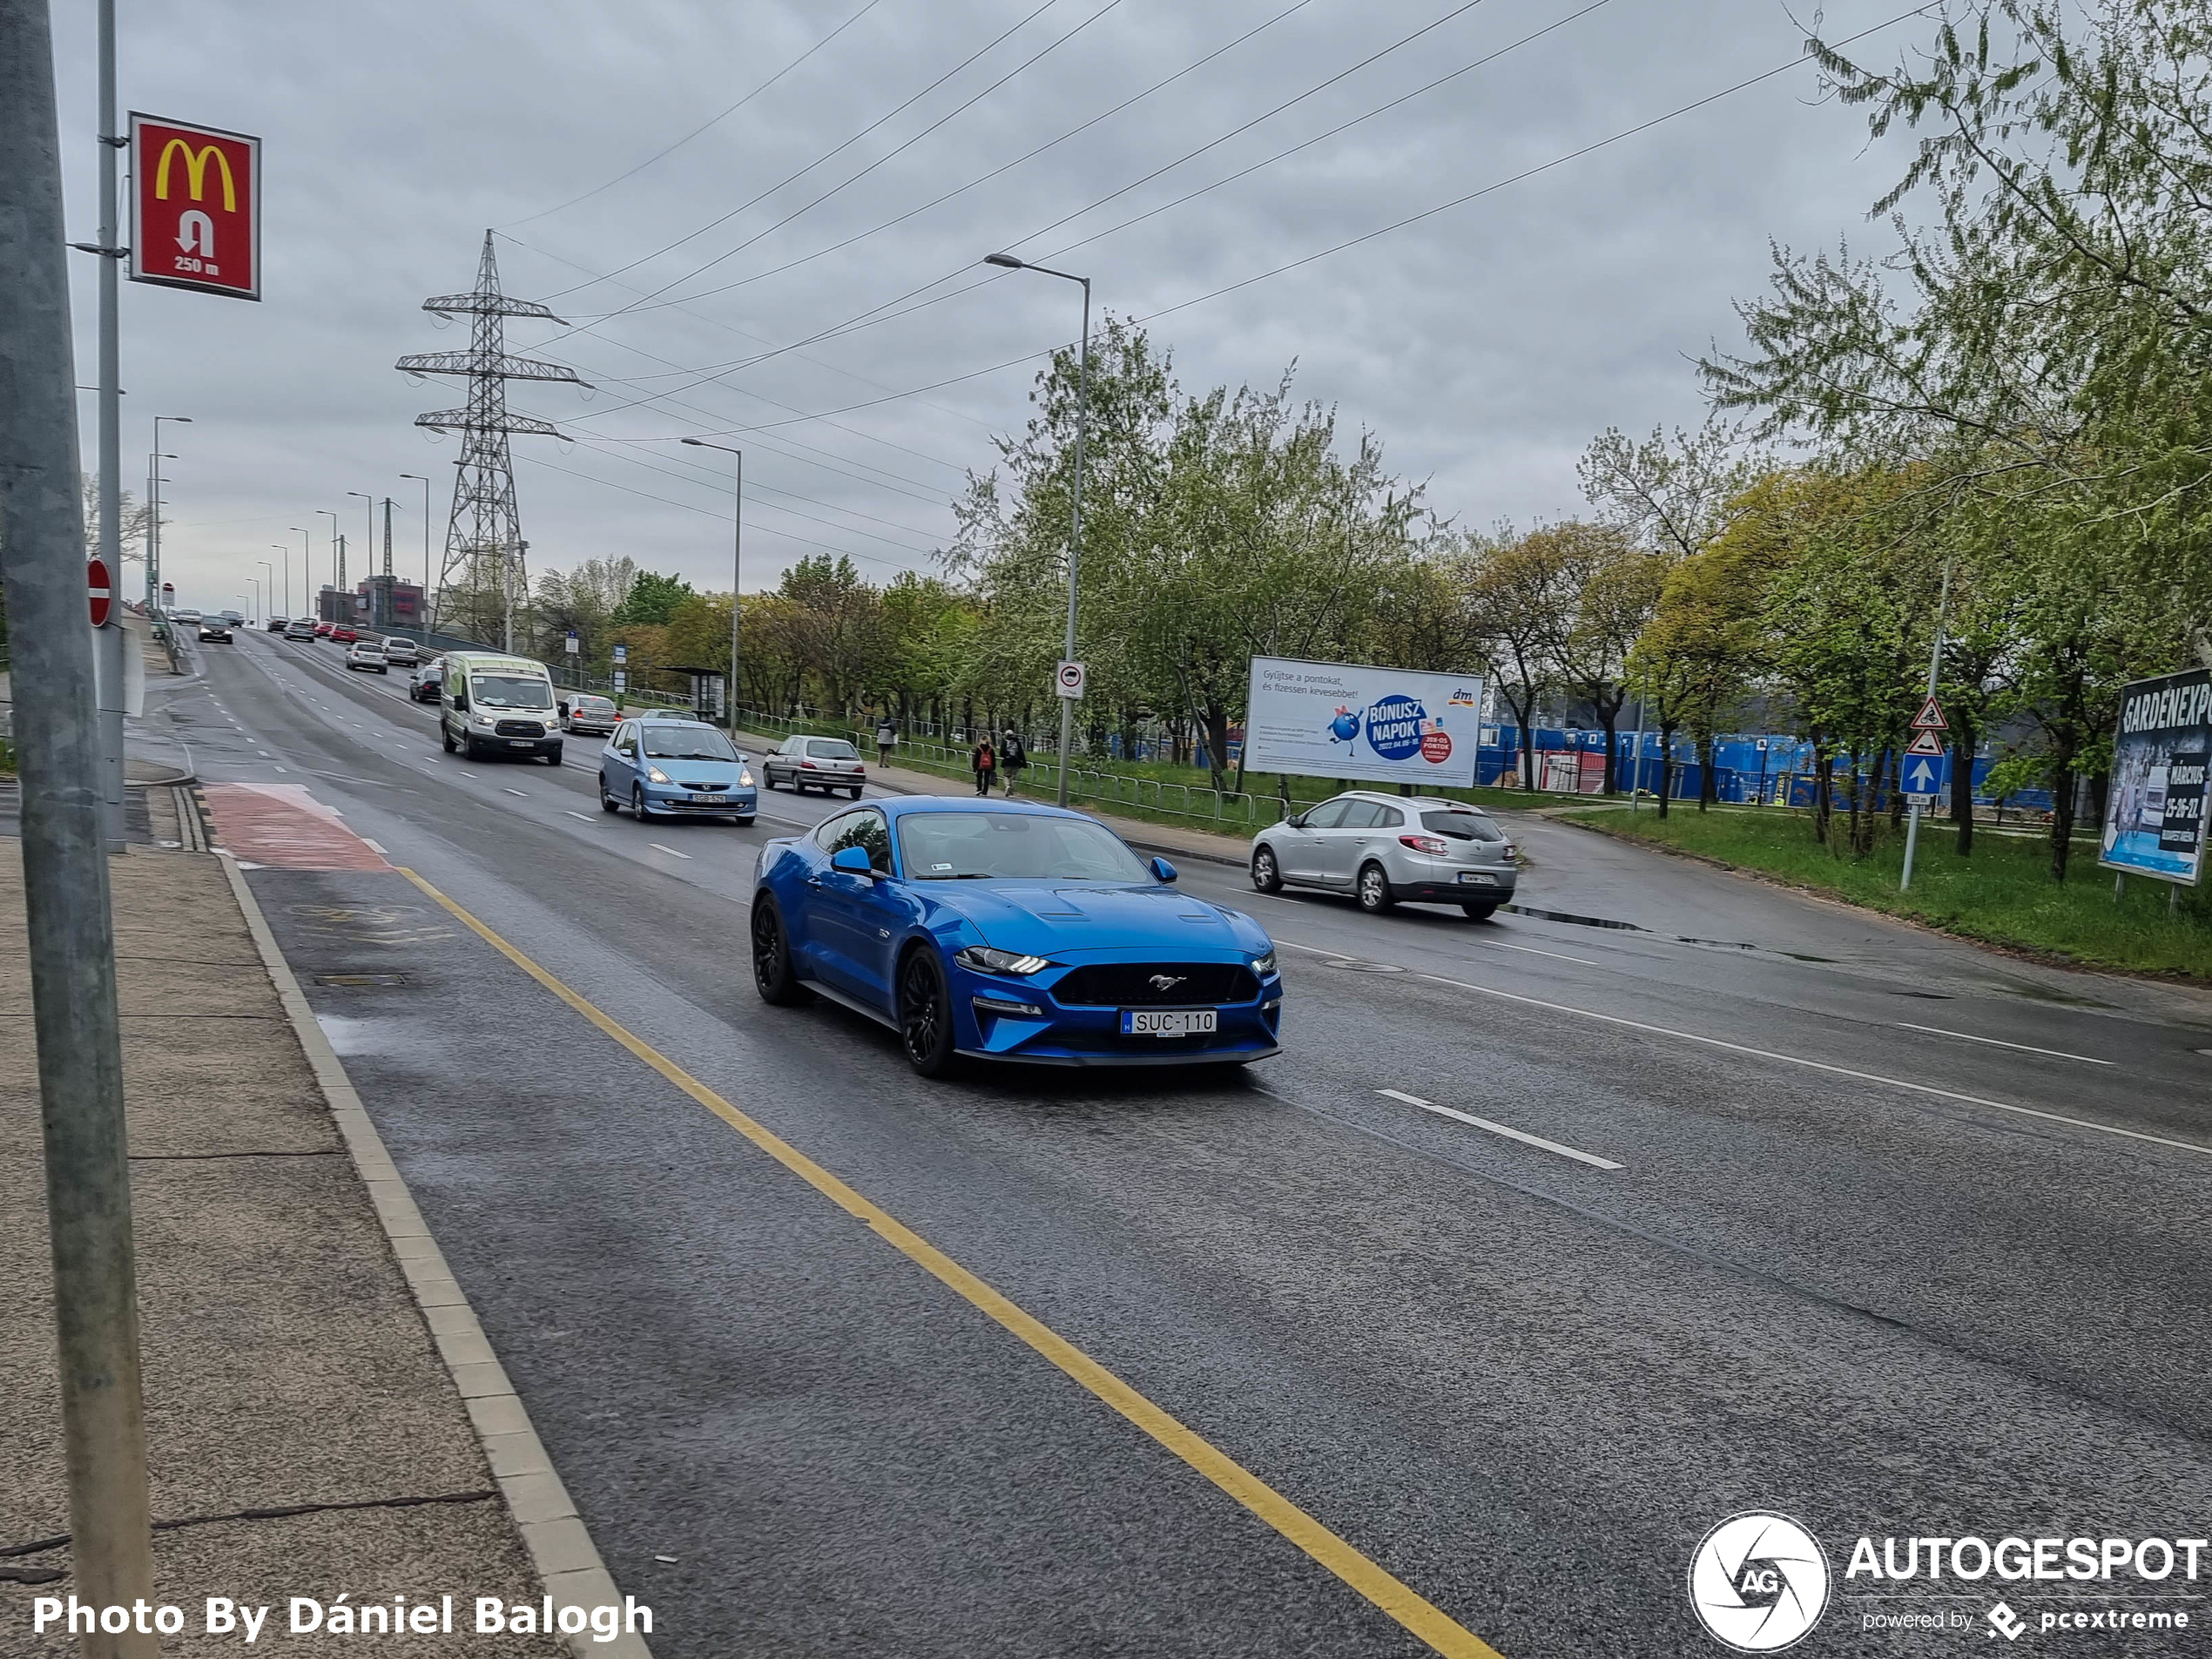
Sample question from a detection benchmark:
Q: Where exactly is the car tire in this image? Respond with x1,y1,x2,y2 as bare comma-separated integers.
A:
848,786,863,799
378,666,388,674
898,947,958,1078
1460,901,1498,921
1251,846,1283,894
462,737,482,760
600,780,620,813
441,729,456,753
545,745,563,765
633,785,655,821
751,900,813,1007
732,815,755,826
1357,861,1395,914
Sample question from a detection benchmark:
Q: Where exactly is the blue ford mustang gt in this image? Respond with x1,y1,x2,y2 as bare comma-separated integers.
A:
751,797,1283,1076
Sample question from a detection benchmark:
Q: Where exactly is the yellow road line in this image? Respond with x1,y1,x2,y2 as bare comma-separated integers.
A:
397,866,1507,1659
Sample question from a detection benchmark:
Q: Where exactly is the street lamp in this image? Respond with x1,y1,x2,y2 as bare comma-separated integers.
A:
270,547,292,617
242,587,256,624
983,252,1090,807
346,490,377,627
289,528,310,621
399,472,433,631
316,506,336,619
681,437,744,729
149,414,191,605
258,559,276,621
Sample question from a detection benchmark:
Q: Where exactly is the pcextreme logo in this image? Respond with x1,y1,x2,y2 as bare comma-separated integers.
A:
1688,1512,1831,1652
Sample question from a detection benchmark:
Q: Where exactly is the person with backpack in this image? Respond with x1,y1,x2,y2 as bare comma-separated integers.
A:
1000,728,1027,795
970,735,996,795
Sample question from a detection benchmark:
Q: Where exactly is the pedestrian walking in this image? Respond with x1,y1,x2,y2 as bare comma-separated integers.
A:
1000,728,1027,795
971,736,996,795
875,717,895,767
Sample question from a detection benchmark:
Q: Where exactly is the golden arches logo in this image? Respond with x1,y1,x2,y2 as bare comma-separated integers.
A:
154,138,235,211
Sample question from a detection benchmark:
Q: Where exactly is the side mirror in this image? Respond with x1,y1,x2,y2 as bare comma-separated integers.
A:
831,846,876,878
1285,812,1308,829
1150,856,1177,884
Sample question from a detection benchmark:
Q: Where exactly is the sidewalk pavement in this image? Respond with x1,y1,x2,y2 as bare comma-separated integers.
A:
0,835,621,1654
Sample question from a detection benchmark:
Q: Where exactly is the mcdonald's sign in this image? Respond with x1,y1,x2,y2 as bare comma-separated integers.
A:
129,113,260,300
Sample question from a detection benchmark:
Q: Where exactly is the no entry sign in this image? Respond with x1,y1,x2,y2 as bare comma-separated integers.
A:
129,112,261,301
88,558,113,628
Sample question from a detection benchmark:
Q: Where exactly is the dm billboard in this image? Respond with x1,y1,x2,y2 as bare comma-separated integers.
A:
2101,666,2210,887
1243,656,1484,790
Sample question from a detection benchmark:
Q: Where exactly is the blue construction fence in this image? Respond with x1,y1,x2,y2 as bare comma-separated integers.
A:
1203,725,2048,811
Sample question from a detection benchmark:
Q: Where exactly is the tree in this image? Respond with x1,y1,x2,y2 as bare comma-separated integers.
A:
1545,523,1662,794
1468,528,1578,792
613,569,694,628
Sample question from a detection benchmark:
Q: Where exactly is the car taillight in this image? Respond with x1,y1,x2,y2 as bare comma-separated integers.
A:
1399,834,1451,856
800,759,816,768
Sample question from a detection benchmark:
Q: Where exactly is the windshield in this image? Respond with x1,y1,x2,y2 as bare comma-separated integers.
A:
1420,809,1505,842
574,696,612,711
897,813,1152,882
643,726,738,762
471,673,554,711
807,739,860,759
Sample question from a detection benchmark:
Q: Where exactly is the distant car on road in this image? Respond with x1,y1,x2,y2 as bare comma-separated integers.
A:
381,637,420,667
219,609,245,626
266,616,289,632
559,692,618,736
599,717,756,824
197,617,233,644
1249,791,1517,919
439,651,561,763
345,639,388,674
408,660,442,703
285,619,316,641
752,797,1282,1076
172,608,202,624
762,734,867,798
332,625,359,644
312,621,334,638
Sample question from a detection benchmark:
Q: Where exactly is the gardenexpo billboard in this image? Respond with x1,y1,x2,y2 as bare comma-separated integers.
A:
1243,656,1484,790
2101,665,2210,887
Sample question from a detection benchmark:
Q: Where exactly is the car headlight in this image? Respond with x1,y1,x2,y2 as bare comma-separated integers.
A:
954,945,1051,976
739,770,753,786
646,766,671,785
471,713,496,728
1251,951,1278,978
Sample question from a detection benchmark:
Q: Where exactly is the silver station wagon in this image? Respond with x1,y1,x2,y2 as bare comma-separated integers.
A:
1249,791,1518,919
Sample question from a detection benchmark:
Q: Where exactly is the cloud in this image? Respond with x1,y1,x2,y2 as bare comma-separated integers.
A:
52,0,1923,613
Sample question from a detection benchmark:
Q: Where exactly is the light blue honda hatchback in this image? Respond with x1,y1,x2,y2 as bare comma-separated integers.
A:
599,717,758,825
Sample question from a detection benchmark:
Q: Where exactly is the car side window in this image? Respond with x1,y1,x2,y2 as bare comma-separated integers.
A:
1368,804,1405,830
1302,799,1352,830
824,808,894,873
1337,801,1386,830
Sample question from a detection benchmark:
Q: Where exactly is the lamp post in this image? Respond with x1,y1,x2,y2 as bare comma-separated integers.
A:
271,546,292,617
147,415,189,610
680,437,744,730
345,490,375,623
241,587,254,624
289,527,310,621
984,252,1089,807
257,559,275,621
402,471,431,619
314,509,339,620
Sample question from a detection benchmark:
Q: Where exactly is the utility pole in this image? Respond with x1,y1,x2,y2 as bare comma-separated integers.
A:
1899,555,1955,894
0,4,158,1653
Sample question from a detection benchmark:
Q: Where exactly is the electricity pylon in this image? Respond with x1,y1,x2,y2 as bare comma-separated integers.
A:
396,231,588,648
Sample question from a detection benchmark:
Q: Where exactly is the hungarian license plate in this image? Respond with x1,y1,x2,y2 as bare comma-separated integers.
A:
689,793,722,805
1457,870,1495,886
509,738,536,747
1121,1008,1217,1037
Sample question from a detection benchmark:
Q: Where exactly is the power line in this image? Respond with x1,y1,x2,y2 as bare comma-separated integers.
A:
587,2,1942,447
502,0,890,229
572,438,942,550
546,0,1066,301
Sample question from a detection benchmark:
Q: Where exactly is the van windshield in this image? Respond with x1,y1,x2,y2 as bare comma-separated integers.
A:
471,674,553,711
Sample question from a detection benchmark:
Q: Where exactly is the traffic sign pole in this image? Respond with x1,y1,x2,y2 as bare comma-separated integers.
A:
1900,555,1955,894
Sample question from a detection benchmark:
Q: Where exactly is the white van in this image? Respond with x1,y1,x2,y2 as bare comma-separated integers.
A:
438,652,563,764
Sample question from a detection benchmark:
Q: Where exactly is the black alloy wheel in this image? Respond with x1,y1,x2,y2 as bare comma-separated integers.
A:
751,901,812,1006
899,948,957,1076
1251,846,1283,894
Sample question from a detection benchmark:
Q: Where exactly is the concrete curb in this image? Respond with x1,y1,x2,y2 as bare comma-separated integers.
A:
215,853,652,1659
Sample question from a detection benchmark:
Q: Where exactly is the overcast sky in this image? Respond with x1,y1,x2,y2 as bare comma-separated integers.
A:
50,0,1930,617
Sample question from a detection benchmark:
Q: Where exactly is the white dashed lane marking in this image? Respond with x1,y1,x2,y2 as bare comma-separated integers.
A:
1376,1089,1623,1170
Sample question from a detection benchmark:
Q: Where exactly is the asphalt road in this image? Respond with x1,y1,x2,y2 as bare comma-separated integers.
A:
158,630,2212,1657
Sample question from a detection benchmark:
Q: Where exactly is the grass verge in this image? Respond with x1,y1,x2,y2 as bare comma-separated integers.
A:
1560,804,2212,981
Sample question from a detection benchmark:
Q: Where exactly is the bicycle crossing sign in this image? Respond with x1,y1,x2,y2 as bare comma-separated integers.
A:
1910,695,1947,732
